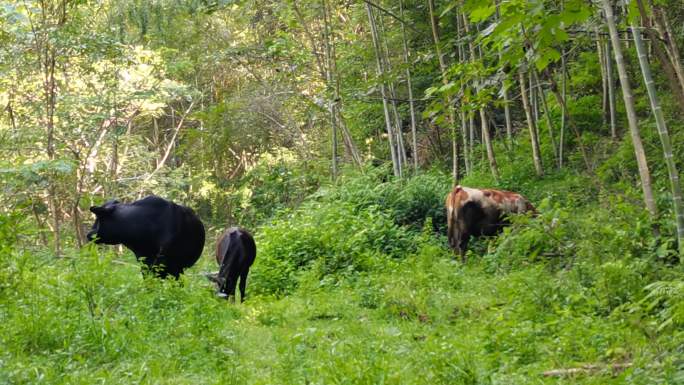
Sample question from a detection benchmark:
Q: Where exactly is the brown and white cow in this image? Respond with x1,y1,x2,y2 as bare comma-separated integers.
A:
445,185,536,260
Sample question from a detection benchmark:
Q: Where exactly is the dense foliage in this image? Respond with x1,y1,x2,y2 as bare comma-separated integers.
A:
3,167,684,383
1,0,684,383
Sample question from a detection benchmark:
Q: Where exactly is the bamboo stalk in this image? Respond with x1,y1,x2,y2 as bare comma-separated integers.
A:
631,21,684,258
519,70,543,176
601,0,658,218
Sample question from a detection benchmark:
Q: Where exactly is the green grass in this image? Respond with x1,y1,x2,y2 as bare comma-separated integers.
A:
2,237,682,384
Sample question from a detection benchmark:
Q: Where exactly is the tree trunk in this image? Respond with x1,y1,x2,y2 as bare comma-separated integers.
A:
334,111,363,167
601,0,657,218
495,3,513,147
329,18,362,167
428,0,459,183
559,43,567,168
294,0,362,168
400,0,418,172
466,16,499,180
634,0,684,114
534,70,558,162
44,46,61,256
649,3,684,102
596,27,609,126
469,112,475,173
631,20,684,258
530,71,539,125
378,15,408,172
480,108,500,180
460,111,469,175
366,4,400,177
389,82,408,172
519,70,543,176
455,10,470,175
503,86,513,146
141,102,195,191
322,0,337,180
330,101,338,181
605,38,618,139
542,67,592,171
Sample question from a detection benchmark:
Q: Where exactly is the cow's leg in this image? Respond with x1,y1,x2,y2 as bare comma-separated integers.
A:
141,262,169,279
458,234,470,263
166,267,182,280
137,254,155,278
220,271,240,303
238,270,249,303
140,251,171,279
153,260,173,279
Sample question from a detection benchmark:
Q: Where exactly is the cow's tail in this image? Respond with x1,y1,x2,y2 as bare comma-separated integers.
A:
446,186,460,249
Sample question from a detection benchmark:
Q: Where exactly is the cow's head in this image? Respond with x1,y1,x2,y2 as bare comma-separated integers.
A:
87,200,120,244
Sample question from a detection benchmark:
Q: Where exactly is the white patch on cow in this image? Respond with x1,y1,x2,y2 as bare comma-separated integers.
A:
499,194,525,213
460,186,493,212
459,186,528,215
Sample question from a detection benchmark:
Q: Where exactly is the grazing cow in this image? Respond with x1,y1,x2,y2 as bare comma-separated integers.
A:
206,227,256,302
87,195,206,278
445,185,536,260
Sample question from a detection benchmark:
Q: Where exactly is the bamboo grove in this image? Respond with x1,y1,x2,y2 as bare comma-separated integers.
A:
0,0,683,257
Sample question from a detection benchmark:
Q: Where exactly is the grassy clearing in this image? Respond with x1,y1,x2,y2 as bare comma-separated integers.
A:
2,239,682,384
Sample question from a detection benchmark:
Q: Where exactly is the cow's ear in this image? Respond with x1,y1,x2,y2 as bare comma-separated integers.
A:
90,205,115,216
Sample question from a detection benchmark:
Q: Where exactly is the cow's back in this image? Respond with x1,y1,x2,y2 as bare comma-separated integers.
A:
163,202,205,269
216,228,255,268
238,229,256,268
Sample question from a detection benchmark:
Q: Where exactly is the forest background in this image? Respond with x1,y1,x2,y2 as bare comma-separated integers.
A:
1,0,684,383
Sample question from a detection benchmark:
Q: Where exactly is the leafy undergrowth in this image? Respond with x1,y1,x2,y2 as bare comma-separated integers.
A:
2,171,684,384
2,242,683,384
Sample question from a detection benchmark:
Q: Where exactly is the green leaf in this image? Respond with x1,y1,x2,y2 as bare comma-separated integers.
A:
425,86,439,97
440,1,459,18
535,48,561,71
469,4,496,22
438,82,458,93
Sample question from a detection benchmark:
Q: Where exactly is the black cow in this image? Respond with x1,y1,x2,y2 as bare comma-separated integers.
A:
87,195,206,278
206,227,256,302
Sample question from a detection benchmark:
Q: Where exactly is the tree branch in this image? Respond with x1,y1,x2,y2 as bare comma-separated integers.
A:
361,0,421,34
543,363,632,377
142,101,195,185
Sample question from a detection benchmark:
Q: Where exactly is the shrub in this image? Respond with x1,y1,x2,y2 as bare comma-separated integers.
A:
249,201,417,296
484,194,658,273
325,168,452,233
385,172,452,233
641,279,684,331
192,150,324,228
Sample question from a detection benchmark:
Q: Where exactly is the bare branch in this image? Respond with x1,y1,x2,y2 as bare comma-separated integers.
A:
141,101,196,186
